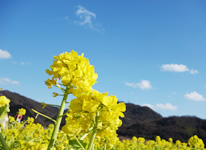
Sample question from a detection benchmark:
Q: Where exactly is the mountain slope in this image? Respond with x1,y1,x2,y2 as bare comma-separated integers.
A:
1,90,206,144
0,90,63,127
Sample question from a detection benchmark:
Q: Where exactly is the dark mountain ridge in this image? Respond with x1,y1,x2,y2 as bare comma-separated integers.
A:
1,90,206,144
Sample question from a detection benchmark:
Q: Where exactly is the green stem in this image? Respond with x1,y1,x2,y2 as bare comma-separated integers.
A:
87,111,99,150
47,86,69,150
80,127,93,140
0,132,9,150
104,139,107,150
74,136,86,150
32,109,56,123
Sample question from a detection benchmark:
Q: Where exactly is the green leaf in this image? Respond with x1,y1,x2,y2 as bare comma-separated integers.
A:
0,104,9,121
69,139,86,150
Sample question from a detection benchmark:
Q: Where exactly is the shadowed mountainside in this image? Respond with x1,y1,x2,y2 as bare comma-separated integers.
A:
118,104,206,143
0,90,67,128
1,90,206,144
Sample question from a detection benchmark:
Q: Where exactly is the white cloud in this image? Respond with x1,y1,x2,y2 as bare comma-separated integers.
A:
161,64,189,72
161,64,198,74
20,62,30,65
20,62,25,65
184,91,205,101
142,104,155,110
0,78,20,85
0,49,11,59
156,103,177,111
125,82,136,88
74,5,103,32
190,69,199,74
142,103,177,111
125,80,152,90
12,61,30,65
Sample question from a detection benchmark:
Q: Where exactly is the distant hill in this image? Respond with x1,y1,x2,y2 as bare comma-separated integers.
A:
1,90,206,144
118,104,206,143
0,90,67,127
120,103,163,128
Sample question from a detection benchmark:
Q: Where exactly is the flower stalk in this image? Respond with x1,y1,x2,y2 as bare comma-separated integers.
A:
0,132,9,150
87,111,99,150
47,86,70,150
32,109,56,123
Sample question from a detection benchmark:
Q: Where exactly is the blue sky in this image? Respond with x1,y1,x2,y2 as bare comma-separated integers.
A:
1,0,206,119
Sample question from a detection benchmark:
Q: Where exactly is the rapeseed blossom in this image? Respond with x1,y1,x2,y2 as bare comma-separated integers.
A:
188,135,205,149
45,50,98,94
17,108,26,116
62,89,126,148
0,96,10,107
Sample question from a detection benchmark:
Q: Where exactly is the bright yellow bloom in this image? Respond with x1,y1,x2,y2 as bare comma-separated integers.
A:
0,96,10,107
63,88,126,148
9,116,15,123
27,117,34,124
45,50,98,96
18,108,26,115
188,135,205,148
132,136,137,142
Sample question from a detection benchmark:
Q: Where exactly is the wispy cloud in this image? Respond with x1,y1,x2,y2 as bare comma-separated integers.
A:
0,78,20,85
161,64,189,72
20,61,30,65
125,80,152,90
161,64,198,74
12,61,30,65
143,103,177,111
0,49,11,59
74,5,104,32
189,69,199,74
156,103,177,110
142,104,155,110
184,91,205,101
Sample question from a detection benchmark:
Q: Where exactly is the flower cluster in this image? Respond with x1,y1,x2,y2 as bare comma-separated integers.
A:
0,96,10,107
62,88,126,147
45,50,98,93
1,118,206,150
113,135,205,150
17,108,26,116
188,135,205,149
1,117,68,150
0,95,10,129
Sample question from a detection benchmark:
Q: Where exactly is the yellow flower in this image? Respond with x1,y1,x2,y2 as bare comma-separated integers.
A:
188,135,205,148
45,50,98,95
69,98,82,113
132,136,137,142
9,116,15,123
137,137,145,143
27,117,34,124
18,108,26,115
0,96,10,107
